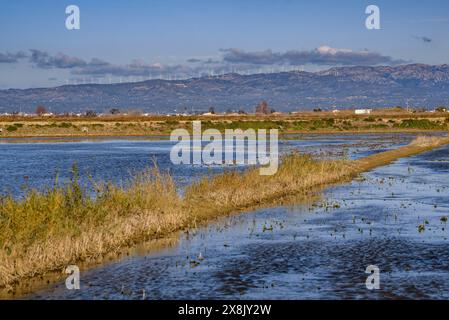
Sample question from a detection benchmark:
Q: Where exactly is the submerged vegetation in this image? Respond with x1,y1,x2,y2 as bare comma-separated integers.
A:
0,135,448,290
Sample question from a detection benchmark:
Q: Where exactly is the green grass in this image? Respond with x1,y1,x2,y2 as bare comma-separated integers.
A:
394,119,446,130
6,125,18,132
58,122,73,128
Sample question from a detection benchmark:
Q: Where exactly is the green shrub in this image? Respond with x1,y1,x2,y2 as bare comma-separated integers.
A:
58,122,73,128
309,119,335,129
6,125,17,132
292,121,307,130
395,119,442,130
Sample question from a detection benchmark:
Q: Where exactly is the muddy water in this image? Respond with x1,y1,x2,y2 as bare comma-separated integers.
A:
3,133,448,299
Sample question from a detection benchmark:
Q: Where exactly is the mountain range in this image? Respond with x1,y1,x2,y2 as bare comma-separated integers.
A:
1,64,449,114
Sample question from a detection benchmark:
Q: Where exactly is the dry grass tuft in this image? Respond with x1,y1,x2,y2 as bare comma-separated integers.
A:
409,136,444,147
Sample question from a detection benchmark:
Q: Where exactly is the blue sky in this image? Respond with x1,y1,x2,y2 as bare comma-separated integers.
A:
1,0,449,88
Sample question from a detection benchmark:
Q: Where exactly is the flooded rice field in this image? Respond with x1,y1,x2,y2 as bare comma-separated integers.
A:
0,133,413,196
1,133,448,299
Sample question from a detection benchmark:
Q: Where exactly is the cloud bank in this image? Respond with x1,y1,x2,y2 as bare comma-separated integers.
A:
30,50,87,69
0,51,27,63
221,46,406,66
1,46,408,80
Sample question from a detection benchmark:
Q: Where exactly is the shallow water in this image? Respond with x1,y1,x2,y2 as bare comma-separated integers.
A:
2,133,449,299
0,133,414,197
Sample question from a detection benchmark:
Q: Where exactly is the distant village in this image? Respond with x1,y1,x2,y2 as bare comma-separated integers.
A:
1,100,448,118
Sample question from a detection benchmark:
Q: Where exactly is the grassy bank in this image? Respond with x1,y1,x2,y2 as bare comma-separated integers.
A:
1,136,449,292
1,114,449,138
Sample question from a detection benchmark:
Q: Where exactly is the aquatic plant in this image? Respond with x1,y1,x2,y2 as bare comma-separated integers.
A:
418,224,426,233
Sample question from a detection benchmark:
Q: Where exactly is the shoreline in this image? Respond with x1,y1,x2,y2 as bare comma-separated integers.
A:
0,128,448,141
1,111,448,140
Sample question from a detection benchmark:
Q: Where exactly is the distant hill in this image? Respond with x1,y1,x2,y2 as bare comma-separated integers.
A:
1,64,449,113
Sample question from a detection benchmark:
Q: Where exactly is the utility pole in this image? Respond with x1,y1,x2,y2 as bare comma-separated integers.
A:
406,99,412,112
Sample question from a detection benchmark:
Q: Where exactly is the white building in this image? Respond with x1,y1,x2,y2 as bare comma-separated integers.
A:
355,109,373,115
